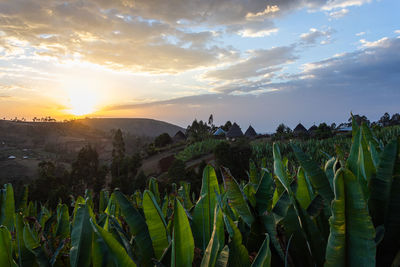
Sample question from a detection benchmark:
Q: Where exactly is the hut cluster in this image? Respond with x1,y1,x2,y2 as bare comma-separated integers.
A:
214,123,258,140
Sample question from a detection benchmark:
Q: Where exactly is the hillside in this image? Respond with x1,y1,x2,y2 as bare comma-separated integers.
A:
77,118,185,137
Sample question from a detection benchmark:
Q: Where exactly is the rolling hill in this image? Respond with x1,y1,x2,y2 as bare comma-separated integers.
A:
77,118,185,137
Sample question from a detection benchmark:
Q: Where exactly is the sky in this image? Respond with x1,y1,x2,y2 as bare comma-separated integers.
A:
0,0,399,132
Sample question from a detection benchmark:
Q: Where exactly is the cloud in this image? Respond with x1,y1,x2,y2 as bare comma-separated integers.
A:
359,37,390,48
102,37,400,131
300,28,335,45
356,31,366,36
321,0,372,11
205,46,296,80
328,8,349,18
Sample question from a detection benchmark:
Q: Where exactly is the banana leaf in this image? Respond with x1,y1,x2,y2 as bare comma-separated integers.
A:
221,167,254,227
325,168,376,267
193,165,220,251
0,226,18,267
90,219,137,266
171,198,194,267
142,190,170,260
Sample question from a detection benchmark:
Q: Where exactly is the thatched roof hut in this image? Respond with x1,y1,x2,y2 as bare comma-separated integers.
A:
214,128,226,136
308,125,318,132
293,123,308,136
244,125,257,138
173,130,186,142
226,123,243,138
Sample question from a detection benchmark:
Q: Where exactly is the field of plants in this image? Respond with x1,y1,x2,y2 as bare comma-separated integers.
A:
0,119,399,266
175,139,224,162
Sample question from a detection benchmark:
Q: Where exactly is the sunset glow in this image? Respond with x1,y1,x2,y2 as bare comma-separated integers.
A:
0,0,399,130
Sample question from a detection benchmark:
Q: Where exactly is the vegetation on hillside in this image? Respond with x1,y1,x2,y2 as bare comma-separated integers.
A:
0,117,399,266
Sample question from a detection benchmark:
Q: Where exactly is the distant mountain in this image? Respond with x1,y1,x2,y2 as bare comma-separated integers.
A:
78,118,185,137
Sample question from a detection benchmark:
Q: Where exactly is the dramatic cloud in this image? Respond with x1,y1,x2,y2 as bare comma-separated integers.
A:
104,37,400,131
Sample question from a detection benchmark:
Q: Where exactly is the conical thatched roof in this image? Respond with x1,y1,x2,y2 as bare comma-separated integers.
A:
214,128,226,136
244,125,257,137
226,123,243,138
173,130,186,141
308,125,318,132
293,123,308,134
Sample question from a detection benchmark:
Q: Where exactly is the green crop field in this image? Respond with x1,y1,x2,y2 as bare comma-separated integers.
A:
0,120,399,266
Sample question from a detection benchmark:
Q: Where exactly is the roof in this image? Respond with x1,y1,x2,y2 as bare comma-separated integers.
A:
293,123,308,133
214,128,226,136
173,130,186,140
226,123,243,138
244,125,257,137
308,125,318,132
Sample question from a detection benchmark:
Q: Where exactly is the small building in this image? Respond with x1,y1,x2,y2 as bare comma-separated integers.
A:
293,123,308,137
244,125,257,139
173,131,186,143
226,123,243,139
335,126,352,135
213,128,226,136
308,125,318,136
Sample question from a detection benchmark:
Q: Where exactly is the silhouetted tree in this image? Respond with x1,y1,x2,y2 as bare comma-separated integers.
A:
70,145,105,196
154,133,172,147
30,161,70,208
111,129,125,178
186,119,210,142
379,112,391,127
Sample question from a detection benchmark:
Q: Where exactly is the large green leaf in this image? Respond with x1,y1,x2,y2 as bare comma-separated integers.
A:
70,203,93,267
114,190,154,266
296,167,313,210
255,169,274,215
0,184,15,231
0,226,18,267
377,138,400,267
251,234,271,267
216,245,229,267
346,126,376,198
369,139,398,226
171,198,194,267
201,207,224,267
224,214,250,267
148,177,161,205
291,144,334,205
193,165,221,250
55,204,70,239
23,224,50,267
15,213,35,267
142,190,170,259
221,167,254,226
90,219,137,266
325,168,376,267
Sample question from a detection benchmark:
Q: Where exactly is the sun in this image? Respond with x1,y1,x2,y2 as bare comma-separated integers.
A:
64,84,99,116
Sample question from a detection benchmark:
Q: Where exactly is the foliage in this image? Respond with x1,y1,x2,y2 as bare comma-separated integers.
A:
0,119,400,266
154,133,172,148
186,119,212,142
176,139,225,162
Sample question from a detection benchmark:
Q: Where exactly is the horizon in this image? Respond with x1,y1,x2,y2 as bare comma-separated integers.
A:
1,0,399,132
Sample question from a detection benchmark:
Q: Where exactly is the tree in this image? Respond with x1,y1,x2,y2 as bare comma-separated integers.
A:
221,121,232,132
154,133,172,147
70,145,105,196
349,114,370,126
31,161,70,208
111,129,125,178
168,159,186,183
315,123,333,139
186,119,211,142
379,112,391,127
390,113,400,126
